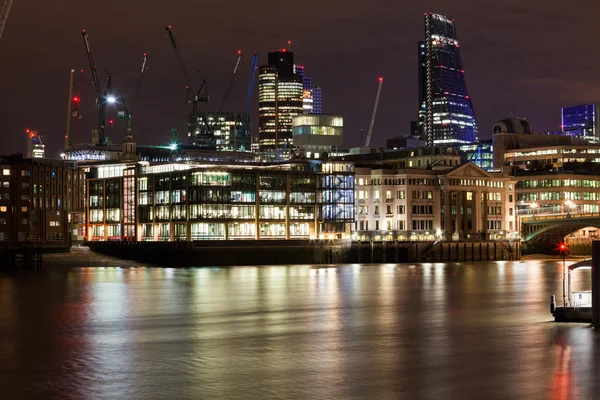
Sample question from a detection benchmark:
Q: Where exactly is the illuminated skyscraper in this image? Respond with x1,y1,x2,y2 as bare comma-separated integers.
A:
422,13,478,146
562,104,600,143
258,51,303,155
296,65,322,114
312,86,322,114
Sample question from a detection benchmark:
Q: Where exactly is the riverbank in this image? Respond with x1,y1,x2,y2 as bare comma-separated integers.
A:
520,254,590,261
43,246,146,268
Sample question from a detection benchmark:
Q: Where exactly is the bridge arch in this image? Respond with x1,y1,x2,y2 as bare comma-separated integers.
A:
525,219,600,244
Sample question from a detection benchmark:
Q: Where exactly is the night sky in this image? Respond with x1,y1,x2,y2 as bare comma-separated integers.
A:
0,0,599,157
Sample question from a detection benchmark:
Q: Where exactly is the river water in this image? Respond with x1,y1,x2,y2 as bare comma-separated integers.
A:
0,259,598,399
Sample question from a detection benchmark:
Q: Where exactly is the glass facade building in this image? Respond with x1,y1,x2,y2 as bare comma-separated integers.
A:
422,13,478,147
292,115,343,157
295,65,322,114
457,140,493,171
562,104,599,143
190,112,250,152
312,86,322,114
84,160,355,241
258,51,303,156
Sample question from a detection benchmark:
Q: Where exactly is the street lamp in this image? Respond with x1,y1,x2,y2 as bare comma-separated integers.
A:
564,200,576,216
530,202,539,219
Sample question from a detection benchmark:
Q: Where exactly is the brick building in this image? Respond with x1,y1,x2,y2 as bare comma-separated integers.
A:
0,154,85,249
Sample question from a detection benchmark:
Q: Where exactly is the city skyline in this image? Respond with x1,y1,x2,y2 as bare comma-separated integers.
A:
0,1,599,156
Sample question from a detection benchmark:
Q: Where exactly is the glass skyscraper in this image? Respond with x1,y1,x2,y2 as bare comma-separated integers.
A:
421,13,478,147
295,65,322,114
258,51,303,156
562,104,599,143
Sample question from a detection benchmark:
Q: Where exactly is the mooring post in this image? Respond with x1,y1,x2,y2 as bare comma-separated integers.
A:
592,241,600,328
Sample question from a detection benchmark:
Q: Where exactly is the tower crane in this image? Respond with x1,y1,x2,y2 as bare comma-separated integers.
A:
245,53,259,146
82,30,112,146
118,53,148,132
219,50,244,112
165,26,212,146
364,77,383,147
0,0,14,41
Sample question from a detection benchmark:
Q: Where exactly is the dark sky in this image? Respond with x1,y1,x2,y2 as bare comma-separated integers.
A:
1,0,599,157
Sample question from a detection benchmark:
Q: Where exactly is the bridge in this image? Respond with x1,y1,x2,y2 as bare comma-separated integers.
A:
521,212,600,243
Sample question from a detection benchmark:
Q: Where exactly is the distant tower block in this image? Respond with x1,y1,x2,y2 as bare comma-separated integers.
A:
26,130,46,159
422,13,478,147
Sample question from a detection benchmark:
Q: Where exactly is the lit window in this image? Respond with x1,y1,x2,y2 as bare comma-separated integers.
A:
0,206,6,212
21,207,27,212
2,169,9,176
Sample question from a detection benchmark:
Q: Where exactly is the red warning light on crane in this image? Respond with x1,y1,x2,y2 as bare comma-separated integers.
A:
378,77,383,82
237,50,242,55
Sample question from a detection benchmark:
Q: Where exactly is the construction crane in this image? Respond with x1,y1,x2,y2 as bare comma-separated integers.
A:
364,77,383,147
64,70,75,150
0,0,14,41
219,50,244,112
118,52,148,121
82,30,113,146
165,26,212,145
245,53,259,147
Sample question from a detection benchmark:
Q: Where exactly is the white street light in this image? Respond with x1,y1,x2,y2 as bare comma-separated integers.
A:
106,96,117,104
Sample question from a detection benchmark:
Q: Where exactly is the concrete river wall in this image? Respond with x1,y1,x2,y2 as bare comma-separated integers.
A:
85,239,520,267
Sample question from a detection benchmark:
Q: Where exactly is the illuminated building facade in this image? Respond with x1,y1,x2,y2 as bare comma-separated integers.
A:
85,160,354,241
335,146,462,170
258,51,303,156
26,130,45,159
312,87,322,114
296,66,323,114
422,13,478,146
292,115,343,157
562,104,600,143
354,162,516,241
191,112,250,151
0,154,85,248
457,140,493,170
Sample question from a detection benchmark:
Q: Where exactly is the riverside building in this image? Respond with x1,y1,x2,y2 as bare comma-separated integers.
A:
83,160,354,241
0,154,85,249
353,162,517,241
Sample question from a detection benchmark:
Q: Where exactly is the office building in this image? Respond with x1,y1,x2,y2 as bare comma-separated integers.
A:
562,104,600,143
386,136,425,150
312,86,322,114
258,51,303,156
296,65,313,113
492,116,588,169
26,130,45,159
335,146,462,170
417,41,426,138
457,140,493,170
421,13,478,146
292,114,343,157
84,159,355,241
0,154,85,248
191,112,250,152
295,65,323,114
354,162,517,241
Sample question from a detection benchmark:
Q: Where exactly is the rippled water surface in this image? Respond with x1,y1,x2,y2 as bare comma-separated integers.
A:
1,260,599,399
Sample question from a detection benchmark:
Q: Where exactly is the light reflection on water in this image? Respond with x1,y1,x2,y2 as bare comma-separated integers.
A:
0,260,598,399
